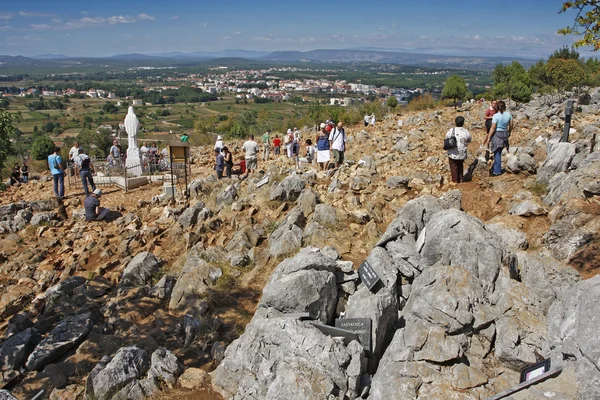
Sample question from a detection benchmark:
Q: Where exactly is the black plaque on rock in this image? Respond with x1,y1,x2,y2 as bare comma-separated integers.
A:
358,260,381,292
309,321,359,345
335,318,372,352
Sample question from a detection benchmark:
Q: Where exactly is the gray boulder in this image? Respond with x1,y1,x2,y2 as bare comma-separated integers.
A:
544,154,600,206
87,346,149,400
211,317,365,400
311,204,338,227
177,201,205,229
25,312,93,371
537,142,576,184
485,223,528,250
0,390,17,400
386,176,410,189
507,153,537,174
149,275,176,300
509,200,547,217
269,208,305,257
168,245,211,314
545,274,600,400
216,184,237,206
295,189,318,216
0,328,41,385
416,209,505,295
517,251,580,313
270,174,306,202
30,211,56,226
260,248,339,323
146,347,184,387
121,252,162,287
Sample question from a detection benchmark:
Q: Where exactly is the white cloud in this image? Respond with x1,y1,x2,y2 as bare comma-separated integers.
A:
5,35,43,46
233,31,241,35
0,13,13,20
202,22,208,28
0,25,14,31
378,27,386,31
19,11,55,17
107,15,136,24
172,16,179,20
81,11,88,15
138,13,155,21
391,21,398,29
52,18,62,23
30,24,53,30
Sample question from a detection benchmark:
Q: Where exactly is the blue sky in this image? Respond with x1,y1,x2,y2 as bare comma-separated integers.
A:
0,0,593,58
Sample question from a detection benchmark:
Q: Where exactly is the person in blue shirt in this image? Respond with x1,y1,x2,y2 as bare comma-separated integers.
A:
483,100,513,176
48,146,65,199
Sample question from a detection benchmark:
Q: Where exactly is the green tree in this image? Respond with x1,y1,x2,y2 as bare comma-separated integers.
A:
31,133,55,160
511,81,533,103
549,45,581,60
528,59,548,90
441,75,467,108
386,96,398,111
558,1,600,50
0,110,15,176
546,58,587,91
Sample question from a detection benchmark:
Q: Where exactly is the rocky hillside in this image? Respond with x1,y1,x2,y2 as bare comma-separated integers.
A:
0,90,599,399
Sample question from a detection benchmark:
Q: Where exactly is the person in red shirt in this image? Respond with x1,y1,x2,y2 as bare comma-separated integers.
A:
484,100,497,134
273,135,281,156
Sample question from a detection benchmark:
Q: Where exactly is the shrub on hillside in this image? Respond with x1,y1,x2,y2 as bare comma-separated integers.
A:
407,93,437,111
31,134,56,161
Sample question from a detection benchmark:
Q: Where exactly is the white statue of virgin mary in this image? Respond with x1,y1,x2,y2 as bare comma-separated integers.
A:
124,106,139,150
124,106,142,176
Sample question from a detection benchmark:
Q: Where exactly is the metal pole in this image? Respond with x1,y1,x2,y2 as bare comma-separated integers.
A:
561,99,574,143
183,146,189,200
169,147,175,204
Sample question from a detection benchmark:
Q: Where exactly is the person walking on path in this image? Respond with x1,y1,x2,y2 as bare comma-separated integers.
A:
242,134,259,176
48,147,65,199
262,130,271,161
20,163,29,184
273,135,281,156
74,148,96,196
484,100,497,134
223,146,233,178
215,149,225,179
316,123,331,171
329,121,347,169
214,135,224,153
483,100,513,176
84,189,110,221
445,116,472,183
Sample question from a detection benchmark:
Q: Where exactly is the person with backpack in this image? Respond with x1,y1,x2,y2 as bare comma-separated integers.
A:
48,146,65,199
329,121,347,169
445,116,472,183
74,148,96,196
483,100,513,176
316,123,330,171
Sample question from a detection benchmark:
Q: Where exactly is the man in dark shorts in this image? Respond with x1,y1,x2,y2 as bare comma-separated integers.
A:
84,189,110,221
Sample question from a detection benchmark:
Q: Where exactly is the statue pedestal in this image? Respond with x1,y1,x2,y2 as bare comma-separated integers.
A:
126,148,143,177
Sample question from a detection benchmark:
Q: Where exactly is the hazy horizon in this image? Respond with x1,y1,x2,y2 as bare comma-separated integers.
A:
0,0,594,59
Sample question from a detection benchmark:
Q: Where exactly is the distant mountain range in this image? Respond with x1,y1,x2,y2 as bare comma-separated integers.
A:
0,48,537,71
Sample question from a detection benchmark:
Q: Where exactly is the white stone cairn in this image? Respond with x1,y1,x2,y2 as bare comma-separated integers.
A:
124,106,142,176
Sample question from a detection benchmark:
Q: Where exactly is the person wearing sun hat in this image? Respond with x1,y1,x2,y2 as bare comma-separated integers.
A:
214,135,224,153
84,189,110,221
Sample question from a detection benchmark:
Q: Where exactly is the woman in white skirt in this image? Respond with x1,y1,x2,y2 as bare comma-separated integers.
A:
316,123,330,171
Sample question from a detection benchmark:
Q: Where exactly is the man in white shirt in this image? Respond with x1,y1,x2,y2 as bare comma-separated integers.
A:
242,134,259,175
328,121,347,168
69,142,82,162
140,142,149,170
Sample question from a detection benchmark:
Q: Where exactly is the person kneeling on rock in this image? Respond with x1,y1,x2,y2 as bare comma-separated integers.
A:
84,189,110,221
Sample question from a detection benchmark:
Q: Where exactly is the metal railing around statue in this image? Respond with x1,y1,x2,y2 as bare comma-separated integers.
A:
65,155,189,195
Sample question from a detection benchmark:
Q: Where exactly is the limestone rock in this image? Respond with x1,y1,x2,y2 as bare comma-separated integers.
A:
485,222,528,250
546,274,600,400
121,251,162,287
269,174,306,202
86,346,149,400
537,142,576,184
179,368,208,389
509,200,547,217
211,317,365,400
26,312,93,371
